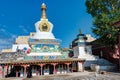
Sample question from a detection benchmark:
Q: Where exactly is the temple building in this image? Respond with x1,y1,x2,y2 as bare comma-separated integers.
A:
70,30,98,68
0,3,85,78
70,30,117,72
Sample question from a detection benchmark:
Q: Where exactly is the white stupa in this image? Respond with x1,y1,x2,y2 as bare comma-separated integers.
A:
25,3,62,58
32,3,55,39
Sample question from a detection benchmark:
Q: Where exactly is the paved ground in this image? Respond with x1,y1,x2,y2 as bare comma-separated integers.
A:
1,71,120,80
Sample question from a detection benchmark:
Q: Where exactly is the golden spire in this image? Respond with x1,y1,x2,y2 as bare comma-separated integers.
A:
41,3,47,19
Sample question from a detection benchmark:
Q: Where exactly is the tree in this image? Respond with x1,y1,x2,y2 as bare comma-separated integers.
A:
85,0,120,49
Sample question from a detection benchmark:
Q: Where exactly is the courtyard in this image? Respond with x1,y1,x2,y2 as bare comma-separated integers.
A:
1,71,120,80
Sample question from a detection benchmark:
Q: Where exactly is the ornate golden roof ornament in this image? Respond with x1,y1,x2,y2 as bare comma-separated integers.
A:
39,3,51,32
41,3,47,19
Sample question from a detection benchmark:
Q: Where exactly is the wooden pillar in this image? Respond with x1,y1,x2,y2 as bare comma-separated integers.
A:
36,66,38,76
41,65,43,75
38,64,45,75
36,71,38,76
16,70,18,77
10,65,12,73
24,66,27,77
1,65,4,78
21,65,28,77
67,64,70,73
62,65,63,73
15,66,18,77
65,63,70,73
4,66,8,78
71,63,73,72
6,66,9,76
52,63,57,74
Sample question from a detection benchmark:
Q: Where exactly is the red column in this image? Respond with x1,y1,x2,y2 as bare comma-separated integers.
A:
41,65,43,75
6,66,9,76
21,65,28,77
24,66,27,77
2,66,4,78
38,64,45,75
16,71,18,77
15,66,18,77
71,63,73,72
36,71,38,76
52,63,57,74
4,66,8,78
65,63,70,73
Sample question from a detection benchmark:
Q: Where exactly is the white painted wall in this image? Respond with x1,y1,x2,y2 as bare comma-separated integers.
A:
73,45,99,67
73,46,79,58
32,19,55,39
78,46,86,57
12,44,30,52
78,62,83,72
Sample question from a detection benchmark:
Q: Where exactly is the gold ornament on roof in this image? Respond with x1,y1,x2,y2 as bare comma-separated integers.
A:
39,3,51,32
39,20,50,32
41,3,47,19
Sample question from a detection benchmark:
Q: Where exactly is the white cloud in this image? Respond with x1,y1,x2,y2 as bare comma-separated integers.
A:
0,38,13,50
18,25,29,33
0,28,6,32
0,39,10,44
0,27,17,38
0,25,17,50
11,35,17,38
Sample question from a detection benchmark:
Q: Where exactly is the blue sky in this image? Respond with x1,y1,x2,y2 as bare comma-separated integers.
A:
0,0,94,50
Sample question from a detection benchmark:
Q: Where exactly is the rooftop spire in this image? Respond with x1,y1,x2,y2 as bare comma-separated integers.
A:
79,29,82,34
41,3,47,19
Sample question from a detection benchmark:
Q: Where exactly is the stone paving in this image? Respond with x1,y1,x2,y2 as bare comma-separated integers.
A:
1,71,120,80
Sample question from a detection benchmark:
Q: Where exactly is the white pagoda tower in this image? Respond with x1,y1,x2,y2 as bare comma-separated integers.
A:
24,3,63,60
32,3,55,39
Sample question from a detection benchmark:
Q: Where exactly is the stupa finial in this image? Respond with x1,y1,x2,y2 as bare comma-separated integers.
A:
79,29,82,34
41,3,47,19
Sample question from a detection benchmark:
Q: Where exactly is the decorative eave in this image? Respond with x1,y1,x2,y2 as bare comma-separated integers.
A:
62,48,69,51
28,39,61,45
0,58,85,66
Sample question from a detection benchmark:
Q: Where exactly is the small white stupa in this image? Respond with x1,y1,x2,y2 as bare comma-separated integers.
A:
71,29,98,67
